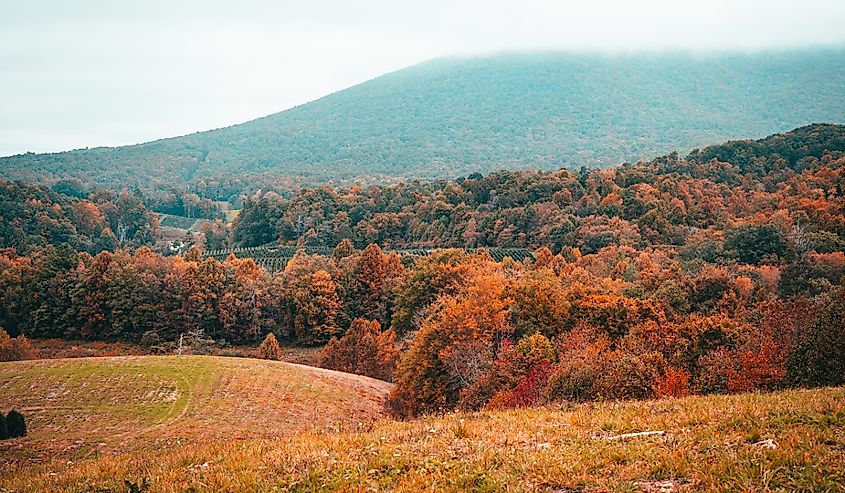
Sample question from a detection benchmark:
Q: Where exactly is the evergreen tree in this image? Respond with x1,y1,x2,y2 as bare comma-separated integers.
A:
787,286,845,387
94,227,119,253
258,332,282,360
0,412,7,440
356,244,388,324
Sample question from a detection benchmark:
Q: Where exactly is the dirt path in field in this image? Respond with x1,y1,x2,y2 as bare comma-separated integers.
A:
112,371,199,448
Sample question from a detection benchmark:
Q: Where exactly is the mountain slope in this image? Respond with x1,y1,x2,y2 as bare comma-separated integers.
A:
3,50,845,199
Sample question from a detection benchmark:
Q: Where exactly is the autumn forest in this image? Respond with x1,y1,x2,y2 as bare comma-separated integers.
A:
1,123,843,419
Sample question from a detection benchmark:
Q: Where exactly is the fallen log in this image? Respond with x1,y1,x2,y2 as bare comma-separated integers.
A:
597,430,665,440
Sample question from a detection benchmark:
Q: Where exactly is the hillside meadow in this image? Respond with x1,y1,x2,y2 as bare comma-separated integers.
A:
0,356,842,492
0,356,390,477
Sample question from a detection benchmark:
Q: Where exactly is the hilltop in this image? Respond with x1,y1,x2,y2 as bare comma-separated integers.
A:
2,50,845,200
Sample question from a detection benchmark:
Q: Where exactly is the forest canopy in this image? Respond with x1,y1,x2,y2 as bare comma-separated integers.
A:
0,180,157,254
233,124,845,259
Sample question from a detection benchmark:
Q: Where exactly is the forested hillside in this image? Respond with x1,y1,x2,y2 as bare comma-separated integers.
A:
234,124,845,256
0,180,157,254
2,124,843,417
2,51,845,201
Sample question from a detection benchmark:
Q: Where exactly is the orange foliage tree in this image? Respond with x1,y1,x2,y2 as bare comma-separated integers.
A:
390,269,513,417
318,318,399,381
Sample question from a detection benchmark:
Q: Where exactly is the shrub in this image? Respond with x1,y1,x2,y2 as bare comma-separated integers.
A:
177,329,221,356
6,410,26,438
486,360,553,410
461,334,557,410
594,350,662,400
139,330,162,348
453,341,501,411
0,329,34,362
546,359,600,402
727,339,788,393
694,347,739,394
0,413,7,440
446,338,496,408
545,327,609,403
655,367,691,398
257,332,282,361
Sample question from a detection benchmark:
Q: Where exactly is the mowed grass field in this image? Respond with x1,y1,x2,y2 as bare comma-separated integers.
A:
1,357,844,492
0,356,391,481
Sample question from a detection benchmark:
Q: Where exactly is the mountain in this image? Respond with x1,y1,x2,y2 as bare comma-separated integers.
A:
2,50,845,201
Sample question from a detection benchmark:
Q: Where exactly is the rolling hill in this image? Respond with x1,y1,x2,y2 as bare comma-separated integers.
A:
0,356,391,474
2,50,845,201
0,357,842,492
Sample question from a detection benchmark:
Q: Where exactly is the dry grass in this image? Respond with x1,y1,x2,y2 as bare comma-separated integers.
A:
1,356,843,492
0,356,390,477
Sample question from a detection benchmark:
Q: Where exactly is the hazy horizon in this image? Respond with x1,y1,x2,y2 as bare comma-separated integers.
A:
3,0,845,157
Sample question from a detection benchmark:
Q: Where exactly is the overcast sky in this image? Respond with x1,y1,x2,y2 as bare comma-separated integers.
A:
2,0,844,157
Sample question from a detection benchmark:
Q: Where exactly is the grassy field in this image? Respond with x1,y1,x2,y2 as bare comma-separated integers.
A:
156,214,201,231
0,356,390,480
1,357,843,492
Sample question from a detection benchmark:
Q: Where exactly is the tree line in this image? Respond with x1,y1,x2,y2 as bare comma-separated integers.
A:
1,239,843,417
0,242,402,346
